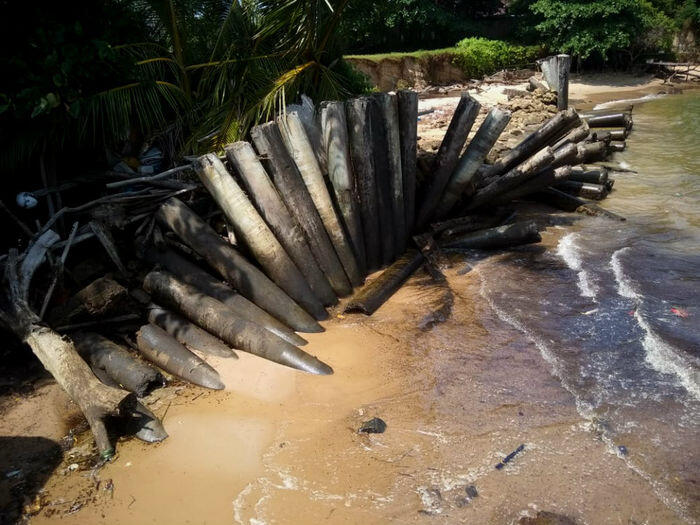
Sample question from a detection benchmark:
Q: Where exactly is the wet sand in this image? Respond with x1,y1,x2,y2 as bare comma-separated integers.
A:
24,255,685,524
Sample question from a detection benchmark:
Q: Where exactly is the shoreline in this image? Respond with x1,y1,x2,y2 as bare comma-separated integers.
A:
1,77,694,524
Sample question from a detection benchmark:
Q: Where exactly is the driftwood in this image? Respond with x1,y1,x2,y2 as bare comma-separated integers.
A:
555,180,608,200
532,188,626,221
552,122,590,150
440,221,542,250
586,113,632,130
194,153,327,320
226,141,336,306
369,94,397,265
431,208,515,238
416,93,481,229
493,166,572,204
346,97,382,271
73,332,165,397
143,271,333,375
345,250,425,316
279,112,363,287
155,198,321,333
397,90,419,235
321,101,367,272
251,121,352,297
147,305,236,358
142,246,306,346
136,323,224,390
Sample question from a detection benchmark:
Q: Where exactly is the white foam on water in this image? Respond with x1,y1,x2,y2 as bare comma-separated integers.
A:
593,93,666,110
611,248,700,400
556,233,599,299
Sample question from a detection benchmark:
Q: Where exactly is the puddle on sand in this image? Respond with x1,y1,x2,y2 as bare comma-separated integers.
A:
30,264,684,524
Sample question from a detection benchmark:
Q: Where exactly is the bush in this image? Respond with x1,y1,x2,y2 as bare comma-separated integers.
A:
452,38,544,78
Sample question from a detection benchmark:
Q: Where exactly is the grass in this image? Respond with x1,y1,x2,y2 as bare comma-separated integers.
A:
344,48,458,61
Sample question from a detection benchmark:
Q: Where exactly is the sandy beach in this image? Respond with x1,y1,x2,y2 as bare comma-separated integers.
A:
1,75,696,524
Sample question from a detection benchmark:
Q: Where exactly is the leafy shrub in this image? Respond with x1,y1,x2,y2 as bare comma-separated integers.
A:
452,38,544,78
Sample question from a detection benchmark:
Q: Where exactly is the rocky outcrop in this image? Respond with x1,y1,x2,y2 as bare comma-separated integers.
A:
347,54,466,91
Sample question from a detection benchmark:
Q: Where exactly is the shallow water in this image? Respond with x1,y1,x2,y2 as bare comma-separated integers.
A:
478,92,700,520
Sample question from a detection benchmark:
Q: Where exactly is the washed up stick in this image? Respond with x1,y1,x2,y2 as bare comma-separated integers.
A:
373,93,406,257
346,97,382,271
344,250,425,316
321,101,367,272
251,122,352,297
463,147,555,211
278,113,363,287
415,93,481,230
225,141,336,306
440,221,541,250
142,246,307,346
397,90,418,235
147,305,236,358
555,180,608,200
136,323,224,390
481,108,580,180
155,198,322,333
143,271,332,375
532,188,626,221
369,94,396,264
434,107,511,219
73,332,165,397
194,153,327,320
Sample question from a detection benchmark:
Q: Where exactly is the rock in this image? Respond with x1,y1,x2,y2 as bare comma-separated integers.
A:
359,417,387,434
465,485,478,498
519,511,578,525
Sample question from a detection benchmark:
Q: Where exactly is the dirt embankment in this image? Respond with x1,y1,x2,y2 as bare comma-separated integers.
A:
347,54,466,91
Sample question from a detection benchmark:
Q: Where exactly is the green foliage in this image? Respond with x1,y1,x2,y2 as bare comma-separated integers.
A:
452,38,544,77
527,0,675,63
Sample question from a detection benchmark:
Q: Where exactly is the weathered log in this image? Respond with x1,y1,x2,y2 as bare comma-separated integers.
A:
555,180,608,200
225,141,336,305
147,305,235,358
605,179,615,192
556,54,571,110
155,198,322,333
368,95,396,265
590,129,627,141
374,93,407,257
464,147,555,210
440,220,542,250
279,112,363,287
415,93,481,229
578,141,607,163
143,271,332,375
552,121,590,150
136,323,224,389
344,250,425,316
579,105,633,118
126,401,168,443
397,90,419,235
492,165,572,204
251,122,352,297
346,97,382,271
482,108,580,180
569,167,609,184
528,76,549,92
48,276,130,325
73,332,165,397
608,141,626,152
430,207,515,237
532,188,626,221
435,107,512,218
321,101,367,272
142,246,307,346
586,113,632,129
194,153,327,320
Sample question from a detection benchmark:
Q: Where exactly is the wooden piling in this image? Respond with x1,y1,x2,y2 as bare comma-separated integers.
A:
397,90,419,235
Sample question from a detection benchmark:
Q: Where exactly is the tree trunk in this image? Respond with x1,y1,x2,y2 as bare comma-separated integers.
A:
346,97,382,271
321,101,367,273
225,141,336,306
492,166,572,204
155,198,322,333
251,122,352,297
552,121,590,150
439,221,542,250
415,93,481,230
142,246,307,346
435,107,511,218
278,113,363,287
136,323,224,390
397,90,418,235
143,271,333,375
585,113,632,129
556,54,571,110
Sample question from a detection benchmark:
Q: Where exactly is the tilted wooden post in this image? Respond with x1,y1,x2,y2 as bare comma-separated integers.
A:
397,90,418,237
